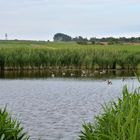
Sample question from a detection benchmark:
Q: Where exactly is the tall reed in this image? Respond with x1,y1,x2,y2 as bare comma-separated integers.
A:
79,84,140,140
0,41,139,70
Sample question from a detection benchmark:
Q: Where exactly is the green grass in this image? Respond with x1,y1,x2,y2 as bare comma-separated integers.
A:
0,107,29,140
79,84,140,140
0,40,139,70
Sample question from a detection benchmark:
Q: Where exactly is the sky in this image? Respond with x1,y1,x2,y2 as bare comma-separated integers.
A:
0,0,140,40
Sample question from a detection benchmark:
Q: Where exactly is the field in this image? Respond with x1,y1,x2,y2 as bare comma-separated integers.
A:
0,40,140,70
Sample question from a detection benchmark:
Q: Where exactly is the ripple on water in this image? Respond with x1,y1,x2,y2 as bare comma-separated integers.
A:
0,78,138,140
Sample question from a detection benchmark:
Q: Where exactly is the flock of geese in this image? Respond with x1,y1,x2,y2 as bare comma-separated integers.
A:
50,70,122,85
51,70,129,85
52,70,106,76
51,70,107,78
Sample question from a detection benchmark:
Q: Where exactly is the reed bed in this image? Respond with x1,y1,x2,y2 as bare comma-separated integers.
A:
0,107,29,140
0,41,139,70
79,83,140,140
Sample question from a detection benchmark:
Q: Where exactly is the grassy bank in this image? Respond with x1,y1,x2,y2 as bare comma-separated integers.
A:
79,83,140,140
0,40,140,70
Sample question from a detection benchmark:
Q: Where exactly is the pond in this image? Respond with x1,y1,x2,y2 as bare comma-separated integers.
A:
0,70,139,140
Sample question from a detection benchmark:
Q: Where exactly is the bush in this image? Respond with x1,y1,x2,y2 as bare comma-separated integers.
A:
79,84,140,140
91,41,95,45
76,41,88,45
0,108,29,140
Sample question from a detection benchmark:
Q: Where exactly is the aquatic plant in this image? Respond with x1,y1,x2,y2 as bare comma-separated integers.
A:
79,84,140,140
0,41,139,70
0,107,29,140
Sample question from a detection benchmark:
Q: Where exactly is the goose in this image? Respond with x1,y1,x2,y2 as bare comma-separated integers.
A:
51,73,55,78
94,70,99,74
100,70,106,75
107,80,112,85
82,70,86,74
70,73,75,77
81,73,87,77
122,77,125,81
62,72,66,76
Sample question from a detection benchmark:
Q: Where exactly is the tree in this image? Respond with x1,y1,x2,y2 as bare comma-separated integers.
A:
90,37,96,44
53,33,72,42
73,36,88,45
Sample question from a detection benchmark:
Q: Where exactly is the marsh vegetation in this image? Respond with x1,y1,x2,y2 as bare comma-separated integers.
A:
0,40,139,70
0,108,29,140
80,83,140,140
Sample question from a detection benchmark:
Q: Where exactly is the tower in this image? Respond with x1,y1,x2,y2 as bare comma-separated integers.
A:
5,33,8,40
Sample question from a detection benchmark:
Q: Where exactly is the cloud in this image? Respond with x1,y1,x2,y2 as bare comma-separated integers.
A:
0,0,140,40
46,0,140,5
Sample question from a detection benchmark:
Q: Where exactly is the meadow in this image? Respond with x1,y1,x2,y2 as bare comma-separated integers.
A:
0,40,140,70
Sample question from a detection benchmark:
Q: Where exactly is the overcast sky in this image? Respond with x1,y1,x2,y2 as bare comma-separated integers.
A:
0,0,140,40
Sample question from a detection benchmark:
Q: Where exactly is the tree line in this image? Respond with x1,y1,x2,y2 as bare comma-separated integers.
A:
53,33,140,45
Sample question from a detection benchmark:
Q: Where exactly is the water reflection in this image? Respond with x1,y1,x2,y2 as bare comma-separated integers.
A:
0,69,139,79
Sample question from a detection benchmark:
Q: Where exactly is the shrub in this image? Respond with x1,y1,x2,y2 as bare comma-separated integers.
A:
76,41,88,45
0,108,29,140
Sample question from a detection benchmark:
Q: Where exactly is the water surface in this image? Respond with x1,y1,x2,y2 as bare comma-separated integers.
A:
0,77,139,140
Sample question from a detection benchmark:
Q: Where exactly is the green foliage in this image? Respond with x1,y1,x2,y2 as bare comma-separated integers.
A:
79,84,140,140
76,41,88,45
0,41,139,70
0,107,29,140
53,33,140,43
53,33,72,42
